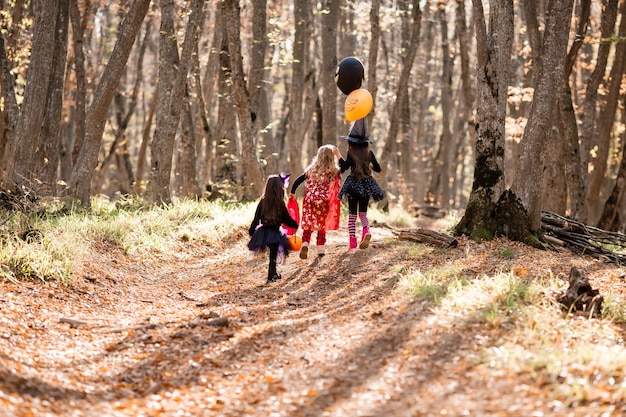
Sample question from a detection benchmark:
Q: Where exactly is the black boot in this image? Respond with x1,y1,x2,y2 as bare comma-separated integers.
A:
266,245,281,283
267,273,282,283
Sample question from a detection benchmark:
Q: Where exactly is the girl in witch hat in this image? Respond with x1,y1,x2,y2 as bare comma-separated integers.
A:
248,174,298,283
338,118,384,249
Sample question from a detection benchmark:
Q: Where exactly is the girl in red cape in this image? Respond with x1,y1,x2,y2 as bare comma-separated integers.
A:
290,145,342,259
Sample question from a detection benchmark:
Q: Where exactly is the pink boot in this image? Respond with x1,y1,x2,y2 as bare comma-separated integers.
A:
349,237,357,249
359,227,371,249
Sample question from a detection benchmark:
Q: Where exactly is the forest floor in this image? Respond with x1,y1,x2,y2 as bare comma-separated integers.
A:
1,216,626,416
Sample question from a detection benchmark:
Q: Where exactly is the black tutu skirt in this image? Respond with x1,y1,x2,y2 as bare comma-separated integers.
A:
248,226,291,256
339,175,384,201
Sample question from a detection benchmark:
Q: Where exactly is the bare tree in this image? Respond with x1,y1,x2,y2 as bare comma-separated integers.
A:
511,0,574,231
455,0,513,240
4,0,60,189
150,0,205,204
598,94,626,231
586,0,626,224
222,0,265,199
31,0,69,194
96,17,152,195
558,0,590,222
320,0,340,145
379,0,422,207
285,0,308,178
68,0,151,206
577,0,619,208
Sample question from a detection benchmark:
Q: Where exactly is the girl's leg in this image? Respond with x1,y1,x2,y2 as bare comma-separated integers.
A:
267,244,281,282
301,228,312,244
316,228,327,256
348,196,359,249
358,197,371,249
300,228,312,259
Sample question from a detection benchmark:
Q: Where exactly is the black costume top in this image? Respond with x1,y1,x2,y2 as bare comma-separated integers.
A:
338,150,381,175
248,201,298,236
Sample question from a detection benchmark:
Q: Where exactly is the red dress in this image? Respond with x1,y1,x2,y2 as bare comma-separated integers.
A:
301,171,341,231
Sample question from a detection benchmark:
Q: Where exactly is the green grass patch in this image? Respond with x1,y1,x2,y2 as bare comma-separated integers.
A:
0,196,254,283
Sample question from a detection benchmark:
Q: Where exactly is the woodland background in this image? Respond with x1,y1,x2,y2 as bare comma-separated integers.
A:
2,0,626,233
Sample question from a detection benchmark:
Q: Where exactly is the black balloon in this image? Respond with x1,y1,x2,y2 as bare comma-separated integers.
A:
335,57,365,95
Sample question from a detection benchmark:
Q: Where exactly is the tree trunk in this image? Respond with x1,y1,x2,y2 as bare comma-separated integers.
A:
150,0,204,205
68,0,151,206
511,0,574,231
379,0,422,208
366,0,381,127
427,6,454,209
521,0,542,90
222,0,265,200
176,84,200,198
455,0,513,240
456,0,475,175
249,0,267,141
320,0,339,146
201,6,224,187
413,14,435,205
6,0,60,189
587,0,626,225
69,0,87,167
597,87,626,230
580,0,619,192
32,0,68,195
215,13,238,185
287,0,307,177
96,18,150,196
559,0,590,222
133,90,157,194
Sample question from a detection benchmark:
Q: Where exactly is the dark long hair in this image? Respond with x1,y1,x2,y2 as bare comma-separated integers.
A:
348,142,371,180
260,175,286,224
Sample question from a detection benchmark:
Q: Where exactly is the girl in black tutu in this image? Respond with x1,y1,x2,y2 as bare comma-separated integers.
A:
248,174,299,283
338,118,384,249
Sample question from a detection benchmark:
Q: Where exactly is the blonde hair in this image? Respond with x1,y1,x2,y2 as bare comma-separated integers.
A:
306,145,339,182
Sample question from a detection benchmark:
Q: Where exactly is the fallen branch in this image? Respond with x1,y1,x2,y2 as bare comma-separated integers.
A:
59,317,89,328
108,323,157,333
541,211,626,264
395,227,457,248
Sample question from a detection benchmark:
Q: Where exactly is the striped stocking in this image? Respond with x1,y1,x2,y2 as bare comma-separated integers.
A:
348,213,357,238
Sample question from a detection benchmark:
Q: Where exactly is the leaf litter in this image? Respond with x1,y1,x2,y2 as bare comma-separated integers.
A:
1,218,626,416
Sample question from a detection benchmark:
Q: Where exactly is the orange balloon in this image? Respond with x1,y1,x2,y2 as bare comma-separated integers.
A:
344,88,373,122
287,235,302,251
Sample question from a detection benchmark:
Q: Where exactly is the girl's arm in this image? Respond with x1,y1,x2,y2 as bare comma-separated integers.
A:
332,145,343,161
338,152,351,173
249,202,263,236
289,173,307,196
369,150,382,173
281,204,299,229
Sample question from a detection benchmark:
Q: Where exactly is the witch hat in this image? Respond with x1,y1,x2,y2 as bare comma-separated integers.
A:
340,118,372,144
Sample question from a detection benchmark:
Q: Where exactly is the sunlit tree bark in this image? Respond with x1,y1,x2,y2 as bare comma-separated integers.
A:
587,0,626,224
222,0,265,199
455,0,513,240
5,0,60,189
320,0,340,146
150,0,205,204
558,0,590,222
68,0,151,206
580,0,619,200
380,0,422,208
511,0,574,231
